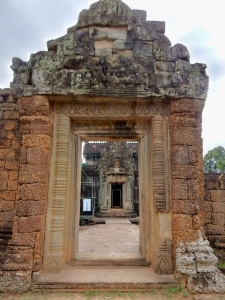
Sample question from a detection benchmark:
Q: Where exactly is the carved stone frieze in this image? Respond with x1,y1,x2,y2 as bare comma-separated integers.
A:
54,102,168,117
152,116,169,212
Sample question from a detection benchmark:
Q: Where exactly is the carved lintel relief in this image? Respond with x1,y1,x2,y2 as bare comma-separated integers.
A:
152,116,169,212
54,102,168,118
154,238,173,275
44,114,71,273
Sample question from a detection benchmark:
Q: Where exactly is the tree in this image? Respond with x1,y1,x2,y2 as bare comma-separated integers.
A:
204,146,225,173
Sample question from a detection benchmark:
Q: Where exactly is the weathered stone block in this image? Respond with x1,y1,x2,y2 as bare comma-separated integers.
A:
133,41,153,57
171,179,187,200
112,40,133,50
8,171,18,181
0,200,14,211
0,170,8,181
0,270,32,292
27,147,50,165
170,128,199,145
19,165,48,184
187,179,199,200
0,180,7,191
156,61,174,72
22,134,51,149
212,202,225,213
172,200,200,214
9,232,36,247
5,161,19,171
108,27,127,40
171,165,197,179
4,111,19,119
3,251,33,271
212,213,225,226
20,183,48,201
171,43,189,62
204,201,213,212
33,231,44,272
169,112,197,128
18,96,49,116
18,216,45,233
0,103,17,111
170,145,189,165
16,201,45,216
0,222,13,230
173,214,192,231
206,224,225,235
95,48,112,57
1,191,16,201
174,229,197,243
29,117,52,136
207,179,219,190
7,181,17,191
170,99,197,114
89,27,108,41
1,211,14,222
4,120,19,130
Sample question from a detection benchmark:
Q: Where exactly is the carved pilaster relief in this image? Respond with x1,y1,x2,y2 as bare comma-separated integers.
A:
44,114,71,272
152,116,169,212
154,238,173,275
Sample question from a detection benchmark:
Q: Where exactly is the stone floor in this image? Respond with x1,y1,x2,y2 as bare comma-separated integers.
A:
78,218,139,254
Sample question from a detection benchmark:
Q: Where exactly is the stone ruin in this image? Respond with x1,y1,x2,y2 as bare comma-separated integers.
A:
0,0,225,293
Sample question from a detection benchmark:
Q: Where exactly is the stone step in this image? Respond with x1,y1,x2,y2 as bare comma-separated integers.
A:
33,266,175,292
96,212,137,218
70,252,150,266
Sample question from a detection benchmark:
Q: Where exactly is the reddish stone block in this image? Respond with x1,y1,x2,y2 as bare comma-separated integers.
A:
27,147,50,165
18,215,45,233
0,222,13,229
170,145,189,165
173,214,192,231
206,224,225,235
212,213,225,226
173,229,197,244
212,202,225,213
33,231,44,272
3,251,33,271
7,181,17,191
11,136,22,149
5,161,19,171
4,111,19,119
188,146,198,164
22,134,51,149
170,128,199,145
1,191,16,201
207,178,219,190
0,200,15,211
0,170,8,181
171,165,197,179
19,164,48,184
19,96,49,116
20,183,48,201
0,180,7,191
169,112,197,128
30,117,52,136
1,211,15,222
8,171,18,181
170,99,198,114
16,200,45,216
172,200,199,214
0,161,5,170
4,120,19,130
204,201,213,212
187,179,199,200
9,232,36,247
20,147,27,164
171,179,187,200
0,103,17,111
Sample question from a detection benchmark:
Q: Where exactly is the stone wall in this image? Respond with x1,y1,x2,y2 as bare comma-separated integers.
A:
0,95,52,292
204,173,225,247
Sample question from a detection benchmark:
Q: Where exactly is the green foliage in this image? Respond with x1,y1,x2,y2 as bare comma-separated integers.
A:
204,146,225,173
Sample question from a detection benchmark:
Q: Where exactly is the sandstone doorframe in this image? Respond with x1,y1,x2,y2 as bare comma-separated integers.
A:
42,97,172,274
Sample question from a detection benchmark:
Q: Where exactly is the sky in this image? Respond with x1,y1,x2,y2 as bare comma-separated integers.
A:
0,0,224,155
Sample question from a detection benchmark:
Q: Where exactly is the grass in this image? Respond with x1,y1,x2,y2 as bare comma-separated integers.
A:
217,261,225,268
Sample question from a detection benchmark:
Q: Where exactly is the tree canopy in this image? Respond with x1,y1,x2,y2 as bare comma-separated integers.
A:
204,146,225,173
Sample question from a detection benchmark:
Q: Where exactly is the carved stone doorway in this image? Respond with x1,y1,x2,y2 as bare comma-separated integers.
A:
111,184,122,208
42,97,172,274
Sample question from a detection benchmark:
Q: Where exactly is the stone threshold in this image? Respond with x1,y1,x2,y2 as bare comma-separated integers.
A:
71,252,150,266
33,266,175,292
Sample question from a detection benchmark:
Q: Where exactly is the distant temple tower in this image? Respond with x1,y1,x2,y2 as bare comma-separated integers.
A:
82,142,139,216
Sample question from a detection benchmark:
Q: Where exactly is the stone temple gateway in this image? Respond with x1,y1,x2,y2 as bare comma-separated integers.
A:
0,0,225,293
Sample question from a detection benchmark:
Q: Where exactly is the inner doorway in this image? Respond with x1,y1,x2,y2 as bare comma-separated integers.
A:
111,184,122,208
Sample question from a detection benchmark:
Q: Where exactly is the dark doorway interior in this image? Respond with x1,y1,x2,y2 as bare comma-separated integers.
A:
111,184,122,208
